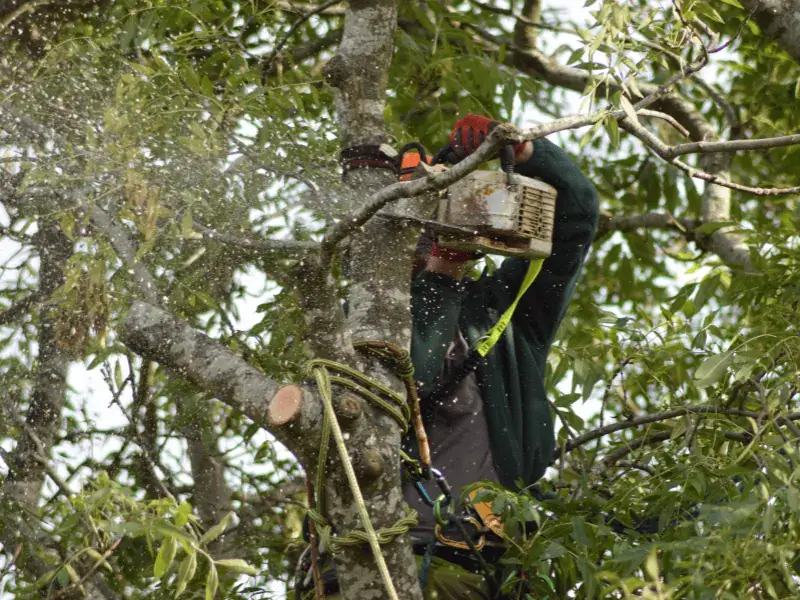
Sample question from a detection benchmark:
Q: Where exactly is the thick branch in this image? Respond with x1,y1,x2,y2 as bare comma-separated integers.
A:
5,220,72,509
120,300,322,460
178,395,234,528
596,211,697,238
513,0,544,48
89,206,160,305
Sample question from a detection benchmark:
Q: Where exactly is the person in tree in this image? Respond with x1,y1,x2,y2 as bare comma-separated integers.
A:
312,114,599,599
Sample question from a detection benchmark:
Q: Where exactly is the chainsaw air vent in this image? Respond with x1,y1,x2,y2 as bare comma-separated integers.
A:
517,183,556,243
435,170,557,260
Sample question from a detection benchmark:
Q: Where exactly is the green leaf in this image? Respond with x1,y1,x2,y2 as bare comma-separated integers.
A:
620,95,639,123
720,0,744,7
114,361,123,390
175,502,193,528
542,541,567,559
214,558,258,575
65,563,80,584
695,3,726,23
644,547,659,581
175,552,197,597
181,207,194,238
695,352,732,388
60,213,76,240
571,516,591,547
154,536,178,579
605,117,620,148
199,512,235,546
120,15,138,51
151,522,196,546
205,564,219,600
85,548,113,572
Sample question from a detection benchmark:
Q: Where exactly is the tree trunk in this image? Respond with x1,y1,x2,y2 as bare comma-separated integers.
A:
742,0,800,64
318,0,426,598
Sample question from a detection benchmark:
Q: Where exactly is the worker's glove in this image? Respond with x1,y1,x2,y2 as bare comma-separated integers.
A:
449,114,527,161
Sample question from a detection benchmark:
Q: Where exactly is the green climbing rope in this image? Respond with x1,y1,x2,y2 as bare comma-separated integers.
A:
305,341,426,600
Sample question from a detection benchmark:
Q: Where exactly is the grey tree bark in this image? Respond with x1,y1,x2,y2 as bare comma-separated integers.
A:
742,0,800,64
313,0,427,597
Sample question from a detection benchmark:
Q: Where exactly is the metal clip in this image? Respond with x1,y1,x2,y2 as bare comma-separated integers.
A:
435,517,487,551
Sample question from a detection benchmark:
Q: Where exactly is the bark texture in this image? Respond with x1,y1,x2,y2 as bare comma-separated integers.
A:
742,0,800,64
320,0,426,598
179,394,234,528
4,220,72,507
120,300,326,463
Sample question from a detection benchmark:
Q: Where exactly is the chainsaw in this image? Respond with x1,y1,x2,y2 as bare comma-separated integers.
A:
398,141,557,261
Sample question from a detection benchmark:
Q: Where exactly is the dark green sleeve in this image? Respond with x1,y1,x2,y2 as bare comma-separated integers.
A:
410,271,466,393
485,137,599,350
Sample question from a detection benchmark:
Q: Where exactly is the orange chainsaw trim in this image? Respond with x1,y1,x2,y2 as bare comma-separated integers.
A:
399,151,432,181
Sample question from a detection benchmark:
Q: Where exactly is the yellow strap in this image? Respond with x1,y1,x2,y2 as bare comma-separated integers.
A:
475,259,544,357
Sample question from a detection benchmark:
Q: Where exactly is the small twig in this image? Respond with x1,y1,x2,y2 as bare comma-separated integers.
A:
265,0,342,70
194,222,319,256
273,1,345,16
0,0,51,34
708,1,761,54
49,538,123,600
467,0,575,35
638,109,691,138
619,119,800,196
553,404,800,461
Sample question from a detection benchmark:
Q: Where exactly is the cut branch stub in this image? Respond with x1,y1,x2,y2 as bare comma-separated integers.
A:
268,385,304,427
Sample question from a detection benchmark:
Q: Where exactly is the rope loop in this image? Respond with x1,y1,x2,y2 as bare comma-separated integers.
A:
307,508,419,555
304,340,431,600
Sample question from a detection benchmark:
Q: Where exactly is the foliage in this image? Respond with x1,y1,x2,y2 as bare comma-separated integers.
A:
0,0,799,598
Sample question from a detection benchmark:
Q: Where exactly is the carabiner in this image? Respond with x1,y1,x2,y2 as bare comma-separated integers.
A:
431,467,453,503
433,493,453,528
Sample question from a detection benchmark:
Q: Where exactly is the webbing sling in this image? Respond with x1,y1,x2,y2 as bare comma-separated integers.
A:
475,258,543,357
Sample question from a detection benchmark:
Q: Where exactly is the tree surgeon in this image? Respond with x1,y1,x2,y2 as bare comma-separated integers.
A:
300,114,599,599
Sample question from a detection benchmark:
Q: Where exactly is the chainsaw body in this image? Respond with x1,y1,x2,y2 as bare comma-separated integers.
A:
436,170,557,260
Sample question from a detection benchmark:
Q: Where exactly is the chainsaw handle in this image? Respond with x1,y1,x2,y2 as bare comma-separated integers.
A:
499,144,515,174
433,142,517,176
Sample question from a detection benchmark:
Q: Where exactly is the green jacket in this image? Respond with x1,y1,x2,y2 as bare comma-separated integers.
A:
408,137,599,489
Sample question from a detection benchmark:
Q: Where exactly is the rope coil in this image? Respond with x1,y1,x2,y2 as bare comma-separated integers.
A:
306,341,432,600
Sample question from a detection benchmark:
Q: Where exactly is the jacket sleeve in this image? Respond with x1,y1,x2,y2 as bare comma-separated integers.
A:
410,271,466,393
484,137,599,350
